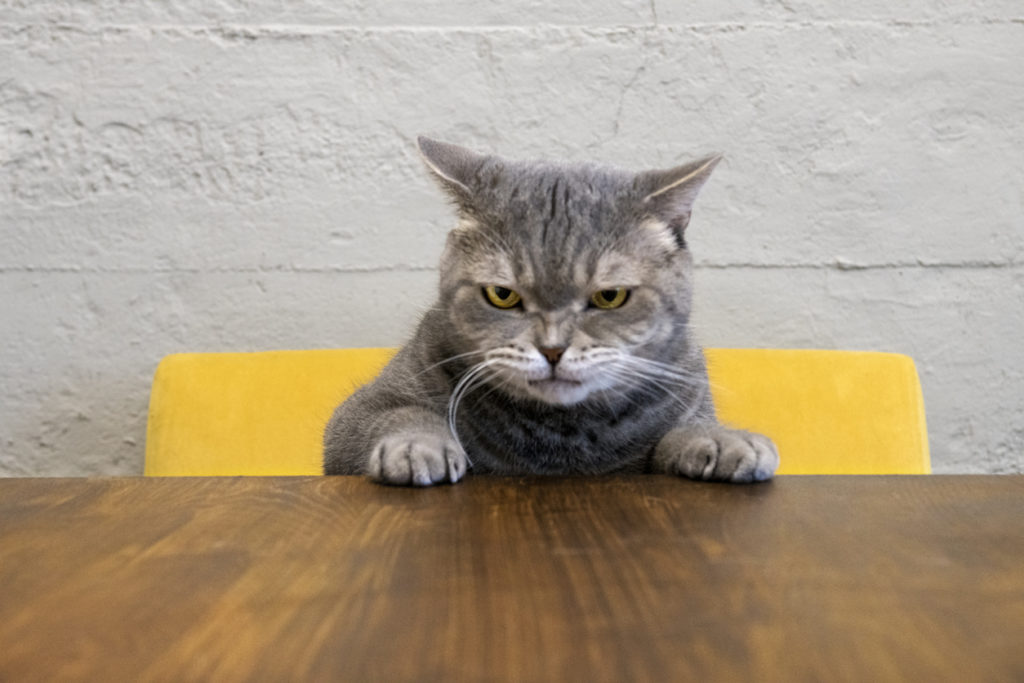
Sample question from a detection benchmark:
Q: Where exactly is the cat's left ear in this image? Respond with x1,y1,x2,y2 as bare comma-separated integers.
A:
636,154,722,241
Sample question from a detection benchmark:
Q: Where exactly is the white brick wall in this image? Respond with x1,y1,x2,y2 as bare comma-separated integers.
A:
1,2,1022,475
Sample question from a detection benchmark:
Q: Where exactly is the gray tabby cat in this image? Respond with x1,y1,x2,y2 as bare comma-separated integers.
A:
323,137,779,485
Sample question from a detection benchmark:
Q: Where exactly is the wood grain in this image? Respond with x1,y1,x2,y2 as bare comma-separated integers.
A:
2,476,1023,681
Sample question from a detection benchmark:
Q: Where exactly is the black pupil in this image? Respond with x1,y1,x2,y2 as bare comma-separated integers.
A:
600,289,618,301
494,287,511,300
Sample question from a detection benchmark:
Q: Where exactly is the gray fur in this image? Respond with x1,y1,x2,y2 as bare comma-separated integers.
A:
323,137,779,485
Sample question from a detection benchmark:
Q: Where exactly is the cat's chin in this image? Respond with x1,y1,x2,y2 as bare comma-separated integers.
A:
523,377,592,406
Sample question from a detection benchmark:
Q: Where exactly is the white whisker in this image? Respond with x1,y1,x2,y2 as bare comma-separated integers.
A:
470,365,517,407
413,349,488,379
447,359,506,461
617,355,723,393
599,368,657,410
602,365,695,415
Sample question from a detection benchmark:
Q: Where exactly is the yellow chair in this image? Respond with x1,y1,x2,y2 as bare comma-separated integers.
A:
144,348,930,476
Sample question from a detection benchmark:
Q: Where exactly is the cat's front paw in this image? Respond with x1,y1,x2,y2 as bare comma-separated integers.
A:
367,431,468,486
654,426,779,483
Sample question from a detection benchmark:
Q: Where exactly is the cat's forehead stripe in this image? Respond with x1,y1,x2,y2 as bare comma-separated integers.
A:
572,256,591,289
458,165,677,296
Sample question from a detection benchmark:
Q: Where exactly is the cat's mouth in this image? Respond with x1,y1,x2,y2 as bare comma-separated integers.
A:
528,377,582,387
524,375,589,405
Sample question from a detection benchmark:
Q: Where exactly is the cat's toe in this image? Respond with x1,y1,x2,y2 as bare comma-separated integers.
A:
723,432,779,482
671,434,721,480
368,433,466,486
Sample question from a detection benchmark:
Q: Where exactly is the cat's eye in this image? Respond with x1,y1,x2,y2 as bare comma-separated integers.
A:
484,285,522,309
590,288,630,310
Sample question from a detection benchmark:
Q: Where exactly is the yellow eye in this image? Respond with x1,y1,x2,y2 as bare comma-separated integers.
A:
484,285,522,309
590,288,629,309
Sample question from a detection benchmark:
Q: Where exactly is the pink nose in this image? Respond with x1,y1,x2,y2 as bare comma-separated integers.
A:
539,346,566,365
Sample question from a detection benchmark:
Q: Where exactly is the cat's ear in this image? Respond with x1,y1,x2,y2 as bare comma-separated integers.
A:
417,136,487,202
636,154,722,241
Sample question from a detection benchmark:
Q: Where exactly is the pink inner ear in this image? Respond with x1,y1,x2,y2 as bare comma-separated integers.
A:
637,217,681,253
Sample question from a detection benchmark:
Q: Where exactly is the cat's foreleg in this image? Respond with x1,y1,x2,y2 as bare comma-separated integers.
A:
651,424,779,483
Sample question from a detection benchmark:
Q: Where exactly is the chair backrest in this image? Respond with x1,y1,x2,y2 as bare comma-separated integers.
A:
144,348,930,476
704,349,929,474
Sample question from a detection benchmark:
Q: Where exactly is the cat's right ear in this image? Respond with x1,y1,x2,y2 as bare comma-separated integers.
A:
417,136,486,203
636,154,722,243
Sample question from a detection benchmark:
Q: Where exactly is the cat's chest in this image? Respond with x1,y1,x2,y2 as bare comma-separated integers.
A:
460,394,677,474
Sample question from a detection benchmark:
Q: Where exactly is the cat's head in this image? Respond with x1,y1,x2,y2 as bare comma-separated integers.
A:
420,136,720,407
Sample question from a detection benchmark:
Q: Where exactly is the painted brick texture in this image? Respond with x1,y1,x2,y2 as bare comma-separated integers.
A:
1,2,1022,474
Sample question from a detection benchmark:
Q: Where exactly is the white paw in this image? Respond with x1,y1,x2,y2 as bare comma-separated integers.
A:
367,431,468,486
655,427,779,483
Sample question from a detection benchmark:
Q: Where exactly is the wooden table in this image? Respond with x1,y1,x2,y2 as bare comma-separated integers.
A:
2,475,1022,681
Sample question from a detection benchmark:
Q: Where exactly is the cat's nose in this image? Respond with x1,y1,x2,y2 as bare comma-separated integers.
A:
539,346,566,365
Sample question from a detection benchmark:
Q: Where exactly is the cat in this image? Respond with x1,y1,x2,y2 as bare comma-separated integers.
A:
322,137,779,486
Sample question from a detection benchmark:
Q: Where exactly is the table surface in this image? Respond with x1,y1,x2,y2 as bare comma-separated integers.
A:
2,475,1023,682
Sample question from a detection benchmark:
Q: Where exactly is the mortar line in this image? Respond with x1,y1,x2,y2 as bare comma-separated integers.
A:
0,18,1021,37
0,261,1019,275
